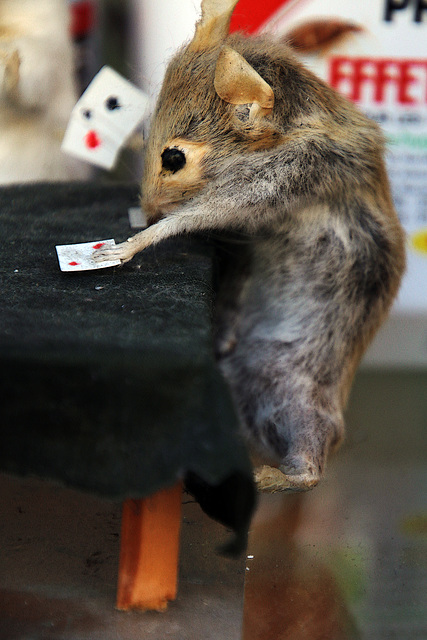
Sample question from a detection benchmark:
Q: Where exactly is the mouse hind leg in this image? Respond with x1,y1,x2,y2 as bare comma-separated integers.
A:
253,400,344,492
222,341,345,492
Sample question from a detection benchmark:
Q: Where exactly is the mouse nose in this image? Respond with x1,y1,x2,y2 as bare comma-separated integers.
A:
161,147,186,173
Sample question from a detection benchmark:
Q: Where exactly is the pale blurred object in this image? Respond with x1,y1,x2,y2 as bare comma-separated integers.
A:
0,0,90,184
128,0,202,99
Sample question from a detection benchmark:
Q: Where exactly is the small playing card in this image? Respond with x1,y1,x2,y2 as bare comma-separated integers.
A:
128,207,147,229
61,66,149,170
56,239,121,272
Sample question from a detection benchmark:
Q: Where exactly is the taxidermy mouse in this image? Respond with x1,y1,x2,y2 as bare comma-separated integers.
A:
95,0,405,492
0,0,89,183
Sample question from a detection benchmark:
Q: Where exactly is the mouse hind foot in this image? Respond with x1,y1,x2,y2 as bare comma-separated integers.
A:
254,464,320,493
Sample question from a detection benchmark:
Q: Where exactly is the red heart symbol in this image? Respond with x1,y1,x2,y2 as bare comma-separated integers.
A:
85,130,101,149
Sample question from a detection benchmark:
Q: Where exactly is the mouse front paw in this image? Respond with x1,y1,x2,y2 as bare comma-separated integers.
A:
93,241,136,265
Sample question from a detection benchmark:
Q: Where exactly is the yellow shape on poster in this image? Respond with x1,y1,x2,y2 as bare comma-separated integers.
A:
411,229,427,255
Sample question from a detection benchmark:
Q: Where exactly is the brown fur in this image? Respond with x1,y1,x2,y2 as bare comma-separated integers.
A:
94,1,405,491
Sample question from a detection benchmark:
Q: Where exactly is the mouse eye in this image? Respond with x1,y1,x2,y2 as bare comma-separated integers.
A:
161,147,186,173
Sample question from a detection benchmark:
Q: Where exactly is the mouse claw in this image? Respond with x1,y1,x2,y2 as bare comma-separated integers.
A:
93,241,135,265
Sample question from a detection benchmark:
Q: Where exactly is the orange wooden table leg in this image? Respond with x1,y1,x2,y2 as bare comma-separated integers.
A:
116,482,183,611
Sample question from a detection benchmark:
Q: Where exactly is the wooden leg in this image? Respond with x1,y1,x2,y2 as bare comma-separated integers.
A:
116,482,183,611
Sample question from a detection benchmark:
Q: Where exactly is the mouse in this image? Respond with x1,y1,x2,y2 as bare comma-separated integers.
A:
94,0,405,492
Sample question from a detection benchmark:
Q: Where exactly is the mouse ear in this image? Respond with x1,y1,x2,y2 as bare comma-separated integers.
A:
214,46,274,118
190,0,239,51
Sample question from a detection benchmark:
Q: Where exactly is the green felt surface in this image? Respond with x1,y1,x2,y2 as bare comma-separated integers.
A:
0,183,254,544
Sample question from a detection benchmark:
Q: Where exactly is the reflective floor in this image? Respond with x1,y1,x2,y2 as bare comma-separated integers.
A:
0,371,426,639
0,480,245,640
243,370,427,640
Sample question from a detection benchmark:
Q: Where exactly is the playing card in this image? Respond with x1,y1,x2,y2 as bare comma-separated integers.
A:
61,66,149,170
128,207,147,229
56,239,121,272
61,115,120,170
